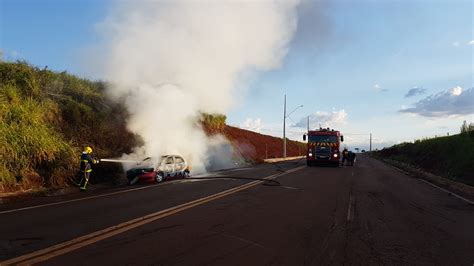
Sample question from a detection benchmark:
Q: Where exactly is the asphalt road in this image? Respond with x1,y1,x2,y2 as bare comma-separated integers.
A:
1,155,473,265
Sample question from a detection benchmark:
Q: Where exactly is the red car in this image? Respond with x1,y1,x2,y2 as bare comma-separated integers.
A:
126,155,190,185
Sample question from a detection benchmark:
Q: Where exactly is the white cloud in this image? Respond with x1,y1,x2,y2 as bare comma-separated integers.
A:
373,83,388,93
450,86,462,96
240,118,262,133
452,41,460,47
295,109,347,129
342,135,398,151
236,111,348,142
404,86,426,98
468,40,474,45
400,86,474,117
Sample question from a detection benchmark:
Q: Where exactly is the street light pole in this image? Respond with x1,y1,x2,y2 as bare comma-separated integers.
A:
282,94,303,158
307,115,310,132
370,133,372,151
283,94,287,158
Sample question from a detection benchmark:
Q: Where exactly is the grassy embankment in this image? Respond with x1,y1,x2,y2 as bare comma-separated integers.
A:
374,132,474,186
1,62,304,193
0,61,138,192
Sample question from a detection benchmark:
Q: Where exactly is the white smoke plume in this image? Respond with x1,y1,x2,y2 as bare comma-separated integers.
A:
98,0,300,173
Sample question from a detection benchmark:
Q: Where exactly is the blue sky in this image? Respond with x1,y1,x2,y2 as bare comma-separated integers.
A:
1,0,473,150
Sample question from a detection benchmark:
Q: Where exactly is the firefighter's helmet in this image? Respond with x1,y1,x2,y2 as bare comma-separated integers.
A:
84,146,93,154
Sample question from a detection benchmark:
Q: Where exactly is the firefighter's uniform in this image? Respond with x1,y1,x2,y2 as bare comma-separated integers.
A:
341,148,349,166
348,151,356,166
79,146,99,191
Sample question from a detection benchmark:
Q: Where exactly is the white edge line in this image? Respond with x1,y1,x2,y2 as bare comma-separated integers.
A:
418,179,474,205
0,184,166,215
382,158,474,206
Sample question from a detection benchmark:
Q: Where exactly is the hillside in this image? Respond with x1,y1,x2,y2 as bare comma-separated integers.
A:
0,62,304,193
222,125,304,161
201,113,305,162
374,132,474,186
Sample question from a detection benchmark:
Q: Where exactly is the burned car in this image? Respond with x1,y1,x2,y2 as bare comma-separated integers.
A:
126,155,190,185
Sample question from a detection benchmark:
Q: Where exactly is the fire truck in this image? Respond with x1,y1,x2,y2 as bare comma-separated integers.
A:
303,128,344,166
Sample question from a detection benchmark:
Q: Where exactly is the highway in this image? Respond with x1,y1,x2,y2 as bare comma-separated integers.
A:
1,154,473,265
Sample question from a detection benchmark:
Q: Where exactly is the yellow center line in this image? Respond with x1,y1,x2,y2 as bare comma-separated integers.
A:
1,165,305,265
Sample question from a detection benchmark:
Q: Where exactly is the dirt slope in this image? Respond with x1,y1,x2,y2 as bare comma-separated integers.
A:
206,125,305,163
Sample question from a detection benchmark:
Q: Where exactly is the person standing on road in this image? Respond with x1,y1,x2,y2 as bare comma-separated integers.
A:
348,151,356,166
79,146,100,191
341,148,349,166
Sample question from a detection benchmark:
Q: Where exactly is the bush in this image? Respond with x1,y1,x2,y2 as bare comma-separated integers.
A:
460,120,474,135
0,85,76,190
0,62,138,192
376,133,474,185
201,113,227,131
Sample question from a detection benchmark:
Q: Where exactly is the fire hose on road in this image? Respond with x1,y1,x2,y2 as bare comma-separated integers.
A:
99,157,152,164
100,159,143,164
99,157,282,186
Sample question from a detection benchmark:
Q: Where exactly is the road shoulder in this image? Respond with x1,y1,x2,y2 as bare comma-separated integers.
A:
370,154,474,203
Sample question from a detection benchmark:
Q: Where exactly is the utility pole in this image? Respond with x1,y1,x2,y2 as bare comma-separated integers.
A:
307,116,310,132
370,133,372,151
282,95,303,158
283,94,287,158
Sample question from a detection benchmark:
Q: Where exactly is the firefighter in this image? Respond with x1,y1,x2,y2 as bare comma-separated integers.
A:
341,148,349,166
79,146,100,191
348,151,356,166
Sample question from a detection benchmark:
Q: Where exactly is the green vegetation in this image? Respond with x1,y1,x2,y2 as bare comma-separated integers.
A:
201,113,227,131
0,61,138,192
375,127,474,186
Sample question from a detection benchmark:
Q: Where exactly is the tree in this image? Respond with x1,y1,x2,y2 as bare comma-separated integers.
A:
461,120,468,134
460,120,474,134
